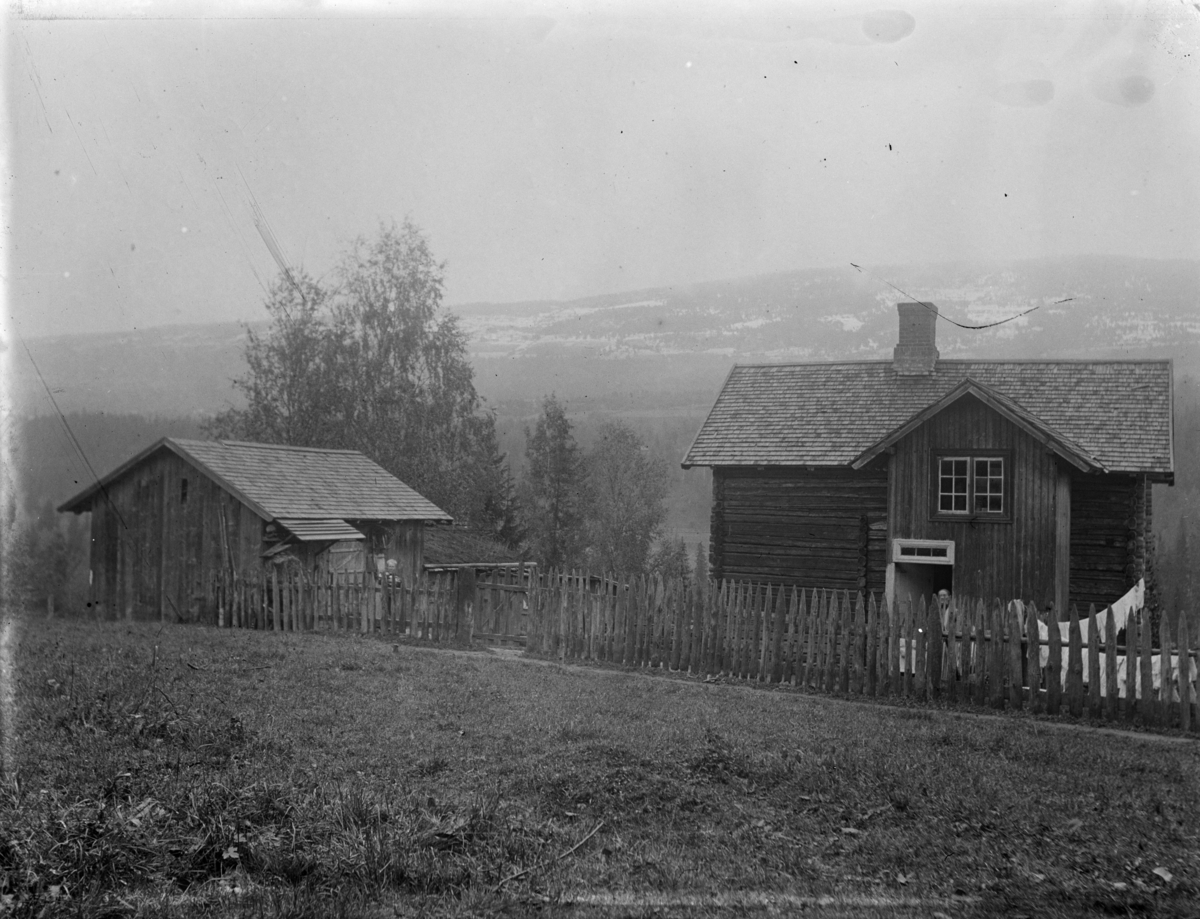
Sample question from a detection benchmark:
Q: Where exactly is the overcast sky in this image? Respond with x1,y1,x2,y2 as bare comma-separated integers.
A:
5,0,1199,339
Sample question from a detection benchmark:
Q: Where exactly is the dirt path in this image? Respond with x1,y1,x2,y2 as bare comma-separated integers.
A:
468,645,1200,747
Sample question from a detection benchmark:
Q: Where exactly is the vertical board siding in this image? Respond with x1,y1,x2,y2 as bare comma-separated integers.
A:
889,393,1058,605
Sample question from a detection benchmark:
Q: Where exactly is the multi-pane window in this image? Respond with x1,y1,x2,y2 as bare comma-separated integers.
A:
938,458,969,513
973,458,1004,513
937,456,1004,516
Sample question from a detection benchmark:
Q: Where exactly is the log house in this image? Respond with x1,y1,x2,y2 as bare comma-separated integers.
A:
682,303,1174,616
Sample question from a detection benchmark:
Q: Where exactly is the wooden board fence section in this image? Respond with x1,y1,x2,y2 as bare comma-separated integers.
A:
206,566,1198,733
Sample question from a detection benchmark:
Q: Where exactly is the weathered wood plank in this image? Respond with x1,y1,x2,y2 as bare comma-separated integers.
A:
1125,610,1139,723
865,592,878,697
1026,602,1041,712
1159,612,1173,728
825,591,840,694
1087,604,1101,719
971,598,983,705
914,596,928,703
885,594,899,699
1046,604,1062,715
1180,617,1193,734
1006,601,1023,711
1066,605,1083,717
838,590,853,695
1103,605,1118,721
988,600,1005,710
1140,614,1155,726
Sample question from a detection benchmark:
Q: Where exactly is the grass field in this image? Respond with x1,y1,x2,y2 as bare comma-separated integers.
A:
2,615,1198,918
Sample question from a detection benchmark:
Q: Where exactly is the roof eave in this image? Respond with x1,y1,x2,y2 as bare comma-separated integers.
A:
55,437,217,514
680,363,742,470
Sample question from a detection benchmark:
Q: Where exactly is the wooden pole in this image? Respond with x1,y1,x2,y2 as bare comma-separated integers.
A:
1104,606,1118,721
1159,612,1173,728
1025,601,1041,713
1140,613,1155,726
1087,604,1101,718
1046,604,1061,715
1007,601,1023,711
1179,617,1193,733
1126,612,1140,723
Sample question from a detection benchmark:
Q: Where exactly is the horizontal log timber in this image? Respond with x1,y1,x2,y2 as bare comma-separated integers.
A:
721,478,886,491
721,568,863,585
723,508,885,524
722,494,887,508
725,520,878,539
723,550,865,569
721,484,888,500
724,534,866,552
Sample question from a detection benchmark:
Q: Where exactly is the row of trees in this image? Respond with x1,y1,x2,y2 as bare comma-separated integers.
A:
522,395,694,576
211,220,693,578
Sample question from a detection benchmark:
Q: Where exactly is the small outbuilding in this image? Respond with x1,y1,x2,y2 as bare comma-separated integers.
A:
682,303,1174,615
58,438,451,622
421,524,526,577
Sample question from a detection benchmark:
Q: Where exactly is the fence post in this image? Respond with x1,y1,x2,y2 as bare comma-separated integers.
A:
1125,612,1140,722
1086,604,1101,718
1025,602,1041,712
1179,618,1193,733
1003,601,1020,710
1140,613,1155,726
1046,603,1061,714
1159,613,1173,728
928,593,943,701
1104,606,1118,721
811,589,826,691
914,596,928,702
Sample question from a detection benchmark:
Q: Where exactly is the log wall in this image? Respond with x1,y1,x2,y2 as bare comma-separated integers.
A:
1069,473,1149,613
709,464,888,592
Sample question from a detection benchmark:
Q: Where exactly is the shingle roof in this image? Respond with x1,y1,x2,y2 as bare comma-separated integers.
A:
59,438,453,521
682,360,1173,477
275,518,366,541
422,525,523,569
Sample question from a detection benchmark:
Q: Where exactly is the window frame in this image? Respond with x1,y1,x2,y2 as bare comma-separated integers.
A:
930,450,1012,523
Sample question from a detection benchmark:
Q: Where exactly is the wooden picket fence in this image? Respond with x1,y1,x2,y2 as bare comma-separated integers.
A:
209,565,529,645
522,572,1199,733
206,566,1198,732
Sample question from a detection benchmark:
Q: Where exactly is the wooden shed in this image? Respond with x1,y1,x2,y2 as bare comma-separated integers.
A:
682,303,1174,615
58,438,451,622
422,524,525,577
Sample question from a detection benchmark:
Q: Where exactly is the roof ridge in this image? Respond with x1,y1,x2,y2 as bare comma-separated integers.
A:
173,438,363,455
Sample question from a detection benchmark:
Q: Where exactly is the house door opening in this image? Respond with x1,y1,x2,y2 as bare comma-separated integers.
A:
889,539,954,611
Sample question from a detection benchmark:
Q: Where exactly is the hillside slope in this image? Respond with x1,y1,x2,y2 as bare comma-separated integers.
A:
12,255,1199,420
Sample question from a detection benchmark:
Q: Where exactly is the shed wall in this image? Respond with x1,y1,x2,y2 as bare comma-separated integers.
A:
86,449,264,622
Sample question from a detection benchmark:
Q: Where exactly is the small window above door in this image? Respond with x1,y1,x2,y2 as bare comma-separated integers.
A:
893,538,955,565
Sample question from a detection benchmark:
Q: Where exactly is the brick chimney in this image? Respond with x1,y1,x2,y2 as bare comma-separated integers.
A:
893,302,939,376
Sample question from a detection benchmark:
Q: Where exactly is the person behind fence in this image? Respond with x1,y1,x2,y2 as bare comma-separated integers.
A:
936,589,952,631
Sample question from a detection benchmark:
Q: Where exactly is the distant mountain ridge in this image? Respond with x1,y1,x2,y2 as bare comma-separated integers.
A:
12,255,1199,420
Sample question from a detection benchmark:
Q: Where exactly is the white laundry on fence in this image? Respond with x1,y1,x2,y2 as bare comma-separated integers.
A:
1025,579,1198,699
894,580,1199,700
1036,579,1143,671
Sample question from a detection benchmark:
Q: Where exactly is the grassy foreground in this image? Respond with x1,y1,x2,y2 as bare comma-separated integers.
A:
1,616,1198,918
